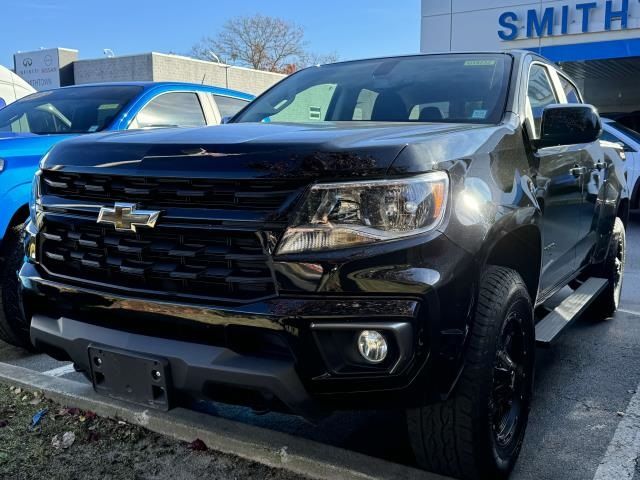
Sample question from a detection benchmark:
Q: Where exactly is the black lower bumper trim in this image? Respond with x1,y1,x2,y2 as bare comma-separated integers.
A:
30,314,321,418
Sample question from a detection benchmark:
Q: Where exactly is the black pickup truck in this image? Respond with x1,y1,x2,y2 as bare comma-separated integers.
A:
11,51,627,479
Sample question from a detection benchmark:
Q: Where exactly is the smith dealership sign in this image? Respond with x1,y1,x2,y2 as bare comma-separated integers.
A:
498,0,639,40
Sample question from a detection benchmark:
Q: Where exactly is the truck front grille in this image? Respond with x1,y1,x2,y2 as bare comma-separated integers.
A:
41,171,300,210
40,218,277,302
37,170,307,302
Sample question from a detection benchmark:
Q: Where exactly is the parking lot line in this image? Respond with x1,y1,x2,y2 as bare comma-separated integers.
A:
42,363,76,377
616,308,640,317
592,381,640,480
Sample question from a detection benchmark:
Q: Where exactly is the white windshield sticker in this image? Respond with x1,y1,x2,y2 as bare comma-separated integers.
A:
472,110,488,119
464,60,496,67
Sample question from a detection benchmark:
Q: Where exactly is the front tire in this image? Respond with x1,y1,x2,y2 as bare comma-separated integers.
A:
0,224,35,350
407,266,535,480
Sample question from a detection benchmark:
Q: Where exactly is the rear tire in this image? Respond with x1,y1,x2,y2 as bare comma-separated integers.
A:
0,224,35,350
407,266,535,480
591,217,625,319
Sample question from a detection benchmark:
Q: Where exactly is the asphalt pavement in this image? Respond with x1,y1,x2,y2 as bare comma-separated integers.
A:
2,213,640,479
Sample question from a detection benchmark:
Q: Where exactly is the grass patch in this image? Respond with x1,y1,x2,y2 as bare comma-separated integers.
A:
0,383,304,480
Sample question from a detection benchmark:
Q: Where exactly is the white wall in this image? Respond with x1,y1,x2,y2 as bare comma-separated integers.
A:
150,54,285,96
74,53,285,96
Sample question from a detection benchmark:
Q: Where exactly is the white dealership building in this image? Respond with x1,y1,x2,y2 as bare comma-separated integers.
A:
421,0,640,113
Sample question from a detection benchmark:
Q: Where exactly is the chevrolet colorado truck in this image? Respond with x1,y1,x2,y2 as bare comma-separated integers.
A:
18,51,627,479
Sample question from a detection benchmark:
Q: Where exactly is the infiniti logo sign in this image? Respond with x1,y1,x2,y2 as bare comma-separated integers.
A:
22,58,33,67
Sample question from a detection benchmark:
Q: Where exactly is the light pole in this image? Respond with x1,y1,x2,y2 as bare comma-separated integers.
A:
207,51,229,88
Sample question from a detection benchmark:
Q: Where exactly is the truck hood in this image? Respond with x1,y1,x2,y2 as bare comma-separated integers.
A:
43,122,490,180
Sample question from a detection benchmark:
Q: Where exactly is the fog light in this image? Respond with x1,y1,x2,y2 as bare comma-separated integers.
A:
357,330,388,363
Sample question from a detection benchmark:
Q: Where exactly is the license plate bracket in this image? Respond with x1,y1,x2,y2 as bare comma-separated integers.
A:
88,346,171,411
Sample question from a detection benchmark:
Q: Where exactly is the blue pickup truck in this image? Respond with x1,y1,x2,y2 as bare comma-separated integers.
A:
0,82,253,348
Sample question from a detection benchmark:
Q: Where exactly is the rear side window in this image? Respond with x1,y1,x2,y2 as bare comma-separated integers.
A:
527,65,558,138
559,75,581,104
131,92,206,129
213,95,249,118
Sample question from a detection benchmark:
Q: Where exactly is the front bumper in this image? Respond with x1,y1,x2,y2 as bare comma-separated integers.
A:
21,227,476,416
30,314,320,417
22,262,446,417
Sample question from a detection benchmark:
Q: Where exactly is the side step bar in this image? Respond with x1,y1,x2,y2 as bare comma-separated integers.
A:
535,277,609,345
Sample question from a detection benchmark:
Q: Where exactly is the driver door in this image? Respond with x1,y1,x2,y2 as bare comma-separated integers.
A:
528,64,583,295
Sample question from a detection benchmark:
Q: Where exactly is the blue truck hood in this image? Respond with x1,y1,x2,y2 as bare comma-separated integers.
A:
0,133,77,160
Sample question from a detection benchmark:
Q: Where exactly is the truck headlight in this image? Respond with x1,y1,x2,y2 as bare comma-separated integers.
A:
277,172,448,255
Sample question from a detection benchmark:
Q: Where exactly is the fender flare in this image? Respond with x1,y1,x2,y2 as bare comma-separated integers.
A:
476,208,543,302
0,181,31,242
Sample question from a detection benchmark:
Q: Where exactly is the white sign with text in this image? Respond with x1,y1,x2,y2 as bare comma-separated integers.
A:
14,49,61,90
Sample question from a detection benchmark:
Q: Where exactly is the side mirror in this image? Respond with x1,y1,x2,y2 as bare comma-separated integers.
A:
534,104,602,149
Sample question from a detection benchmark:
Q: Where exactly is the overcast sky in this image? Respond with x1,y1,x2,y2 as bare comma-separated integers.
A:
2,0,421,69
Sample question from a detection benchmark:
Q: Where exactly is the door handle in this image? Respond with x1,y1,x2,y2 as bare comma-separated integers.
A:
594,161,606,171
570,166,587,177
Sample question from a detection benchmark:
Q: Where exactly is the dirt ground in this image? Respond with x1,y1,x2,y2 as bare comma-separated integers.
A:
0,383,306,480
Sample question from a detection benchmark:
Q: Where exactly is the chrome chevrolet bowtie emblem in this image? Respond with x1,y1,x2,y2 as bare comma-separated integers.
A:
97,203,161,232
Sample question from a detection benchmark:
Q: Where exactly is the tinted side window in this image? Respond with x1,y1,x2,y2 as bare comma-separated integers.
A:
559,75,581,104
527,65,558,138
132,92,206,129
213,95,249,118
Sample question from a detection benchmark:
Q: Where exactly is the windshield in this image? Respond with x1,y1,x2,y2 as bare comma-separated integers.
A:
234,54,512,125
0,85,143,135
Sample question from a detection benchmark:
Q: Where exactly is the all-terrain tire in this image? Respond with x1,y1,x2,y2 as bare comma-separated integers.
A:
0,224,35,350
407,266,535,480
590,217,626,319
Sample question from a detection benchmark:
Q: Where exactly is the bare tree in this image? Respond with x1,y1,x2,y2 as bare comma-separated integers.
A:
190,14,338,73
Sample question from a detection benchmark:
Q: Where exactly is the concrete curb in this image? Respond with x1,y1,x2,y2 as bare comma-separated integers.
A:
0,362,447,480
